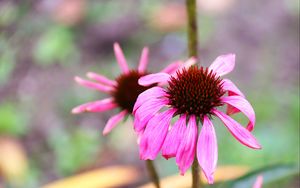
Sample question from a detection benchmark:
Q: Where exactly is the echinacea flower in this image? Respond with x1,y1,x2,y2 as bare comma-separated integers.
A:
134,54,262,184
72,43,184,135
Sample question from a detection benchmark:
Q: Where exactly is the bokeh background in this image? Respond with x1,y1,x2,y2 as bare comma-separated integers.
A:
0,0,299,187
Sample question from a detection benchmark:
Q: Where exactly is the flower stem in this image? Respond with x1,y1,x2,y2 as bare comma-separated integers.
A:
145,160,160,188
186,0,201,187
192,157,202,188
186,0,199,59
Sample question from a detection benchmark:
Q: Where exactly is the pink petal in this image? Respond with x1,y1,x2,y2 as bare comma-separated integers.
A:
85,98,117,112
134,97,168,132
222,79,245,115
114,43,129,74
103,110,127,135
72,101,95,114
176,115,198,175
86,72,117,87
174,57,197,77
226,103,241,115
213,109,261,149
221,96,256,131
160,61,182,74
162,115,187,159
197,115,218,184
138,47,149,73
253,175,263,188
138,73,171,86
74,76,113,93
139,109,175,160
72,98,117,114
209,54,235,77
133,86,166,114
222,79,245,98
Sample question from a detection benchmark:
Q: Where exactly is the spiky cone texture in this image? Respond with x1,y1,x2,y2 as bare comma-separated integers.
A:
134,54,262,184
72,42,192,135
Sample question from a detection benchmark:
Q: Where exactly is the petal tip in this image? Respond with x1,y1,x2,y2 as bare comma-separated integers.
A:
71,107,82,114
86,72,93,78
113,42,120,48
207,177,214,184
102,129,109,136
71,108,78,114
74,76,81,82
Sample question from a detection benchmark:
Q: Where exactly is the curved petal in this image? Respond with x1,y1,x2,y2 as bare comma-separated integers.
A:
226,103,241,115
222,79,245,98
114,43,129,73
139,109,175,160
138,73,171,86
86,72,117,87
71,98,117,114
222,79,245,115
213,109,261,149
134,97,169,132
103,110,127,135
197,116,218,184
162,115,187,159
133,86,167,114
221,96,256,131
74,76,113,93
85,98,117,112
209,54,235,77
160,61,182,74
138,47,149,73
176,115,198,175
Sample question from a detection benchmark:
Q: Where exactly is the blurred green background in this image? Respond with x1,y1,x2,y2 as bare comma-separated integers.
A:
0,0,299,187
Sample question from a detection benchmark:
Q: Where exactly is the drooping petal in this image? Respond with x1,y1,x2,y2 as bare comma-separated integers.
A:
71,98,117,114
134,97,169,132
162,115,187,159
176,115,198,175
114,43,129,74
209,54,235,77
222,79,245,115
226,102,241,115
85,98,117,112
253,175,263,188
222,79,245,98
138,73,171,86
103,110,127,135
221,96,256,131
138,47,149,73
74,76,113,93
133,86,167,114
197,116,218,184
86,72,117,87
139,109,175,160
161,61,182,74
213,109,261,149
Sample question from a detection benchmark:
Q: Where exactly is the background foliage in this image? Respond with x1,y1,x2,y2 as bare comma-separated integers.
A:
0,0,299,187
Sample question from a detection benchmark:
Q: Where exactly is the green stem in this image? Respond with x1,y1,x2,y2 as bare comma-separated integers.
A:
186,0,201,187
186,0,199,59
145,160,160,188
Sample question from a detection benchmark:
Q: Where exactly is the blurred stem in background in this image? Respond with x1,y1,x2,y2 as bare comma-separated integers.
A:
145,160,160,188
186,0,201,188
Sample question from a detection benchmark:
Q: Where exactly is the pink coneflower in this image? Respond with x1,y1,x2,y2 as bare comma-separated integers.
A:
134,54,262,184
72,43,184,135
